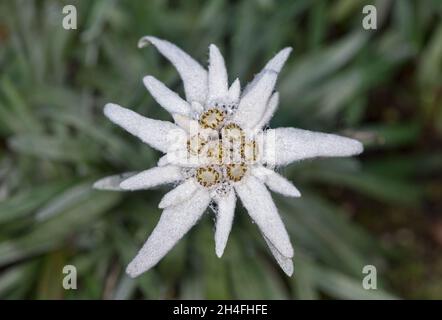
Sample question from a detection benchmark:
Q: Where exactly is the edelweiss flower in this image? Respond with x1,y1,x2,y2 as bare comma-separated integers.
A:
94,36,363,277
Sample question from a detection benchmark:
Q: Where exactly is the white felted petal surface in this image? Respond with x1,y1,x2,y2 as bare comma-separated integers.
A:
119,165,182,191
254,92,279,131
263,235,294,276
242,47,292,96
172,114,200,132
157,154,169,166
164,148,204,168
264,127,364,166
191,101,204,114
158,179,199,208
138,36,208,104
227,78,241,103
104,103,181,153
93,172,138,191
235,176,294,258
208,44,228,102
143,76,191,116
263,47,293,73
126,188,210,277
265,172,301,198
252,166,300,197
214,191,236,257
233,71,277,129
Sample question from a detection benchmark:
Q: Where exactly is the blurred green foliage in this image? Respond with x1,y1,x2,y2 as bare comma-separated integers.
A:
0,0,441,299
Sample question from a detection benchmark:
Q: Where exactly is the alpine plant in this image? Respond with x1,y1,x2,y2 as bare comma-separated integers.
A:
94,36,363,277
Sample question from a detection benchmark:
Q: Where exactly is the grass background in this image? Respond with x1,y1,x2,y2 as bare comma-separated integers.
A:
0,0,441,299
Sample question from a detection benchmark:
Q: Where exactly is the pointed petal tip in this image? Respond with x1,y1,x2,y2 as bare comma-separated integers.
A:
209,44,222,57
227,78,241,102
354,140,364,154
285,267,294,277
158,201,167,209
289,189,302,198
263,234,294,276
103,103,123,121
142,75,155,87
138,35,208,104
138,36,156,49
271,47,292,63
215,237,228,257
277,255,294,276
143,74,154,81
93,172,138,191
258,168,302,198
103,102,118,113
142,75,158,93
125,262,143,278
208,43,228,100
282,46,293,54
262,47,293,74
92,180,102,190
344,138,364,156
215,247,224,258
93,178,113,191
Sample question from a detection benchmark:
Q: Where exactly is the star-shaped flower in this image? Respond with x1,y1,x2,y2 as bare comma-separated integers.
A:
94,36,363,277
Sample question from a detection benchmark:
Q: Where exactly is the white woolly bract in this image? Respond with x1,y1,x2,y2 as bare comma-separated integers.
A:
158,179,199,208
235,176,294,258
252,166,301,198
191,101,204,114
172,114,199,132
254,92,279,131
208,44,229,102
227,78,241,103
143,76,191,116
263,127,364,166
119,165,183,191
263,235,294,277
233,71,277,130
126,188,211,277
93,172,138,191
242,47,292,96
104,103,181,153
214,191,236,257
94,37,364,278
138,36,207,104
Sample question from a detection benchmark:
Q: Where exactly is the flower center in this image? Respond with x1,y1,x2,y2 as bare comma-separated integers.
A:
199,108,225,130
196,166,221,187
189,108,259,190
226,163,248,182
